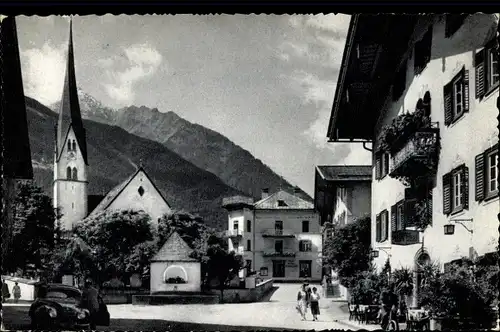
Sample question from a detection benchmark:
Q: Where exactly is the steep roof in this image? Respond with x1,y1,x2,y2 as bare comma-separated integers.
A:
316,165,372,182
254,190,314,210
151,231,198,262
1,16,33,179
56,20,88,165
87,166,171,218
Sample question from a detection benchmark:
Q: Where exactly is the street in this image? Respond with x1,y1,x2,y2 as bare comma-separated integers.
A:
2,283,370,330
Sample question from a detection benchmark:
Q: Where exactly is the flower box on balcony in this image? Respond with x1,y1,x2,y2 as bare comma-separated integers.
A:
262,251,296,258
391,229,420,245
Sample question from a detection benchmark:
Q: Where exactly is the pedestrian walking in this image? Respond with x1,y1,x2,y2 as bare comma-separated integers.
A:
296,283,309,321
13,282,21,303
1,279,10,303
310,287,321,321
80,279,100,329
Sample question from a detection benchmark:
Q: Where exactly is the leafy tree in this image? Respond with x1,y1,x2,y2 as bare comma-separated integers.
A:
74,209,155,284
5,182,61,275
205,234,243,302
323,216,372,288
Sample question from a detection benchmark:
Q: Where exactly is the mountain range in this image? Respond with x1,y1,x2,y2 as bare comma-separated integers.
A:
28,92,310,230
52,90,311,201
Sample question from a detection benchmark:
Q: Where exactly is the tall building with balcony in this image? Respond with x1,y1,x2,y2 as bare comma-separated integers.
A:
327,14,498,306
314,165,372,298
222,188,322,281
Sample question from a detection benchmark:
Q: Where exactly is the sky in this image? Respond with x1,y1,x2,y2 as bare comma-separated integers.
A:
16,14,371,196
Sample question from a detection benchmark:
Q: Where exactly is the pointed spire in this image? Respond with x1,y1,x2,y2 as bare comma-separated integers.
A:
1,16,33,179
56,17,88,165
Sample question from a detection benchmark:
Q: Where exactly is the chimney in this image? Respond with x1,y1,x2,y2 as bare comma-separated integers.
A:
261,188,269,199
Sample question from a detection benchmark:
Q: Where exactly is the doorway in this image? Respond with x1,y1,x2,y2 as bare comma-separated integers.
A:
272,260,285,278
299,260,312,278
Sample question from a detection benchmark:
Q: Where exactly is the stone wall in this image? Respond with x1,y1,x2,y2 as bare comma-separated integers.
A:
213,278,274,303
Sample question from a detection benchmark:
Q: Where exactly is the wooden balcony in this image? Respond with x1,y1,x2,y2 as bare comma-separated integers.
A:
391,229,420,245
261,229,295,238
389,127,440,179
225,229,243,238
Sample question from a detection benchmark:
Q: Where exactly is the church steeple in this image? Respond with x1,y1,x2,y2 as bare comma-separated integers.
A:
56,19,88,165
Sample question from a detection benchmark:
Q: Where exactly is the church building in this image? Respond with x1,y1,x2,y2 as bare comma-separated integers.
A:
53,21,172,232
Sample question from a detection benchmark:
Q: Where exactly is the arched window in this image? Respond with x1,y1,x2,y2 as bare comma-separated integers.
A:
66,167,72,179
67,139,72,151
72,140,77,151
72,167,78,180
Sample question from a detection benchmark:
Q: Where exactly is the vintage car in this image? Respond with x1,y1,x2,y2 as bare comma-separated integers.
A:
29,283,110,330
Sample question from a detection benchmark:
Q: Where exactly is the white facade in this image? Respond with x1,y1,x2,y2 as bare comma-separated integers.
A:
105,170,172,225
225,191,322,281
333,183,371,227
53,126,88,231
370,14,499,275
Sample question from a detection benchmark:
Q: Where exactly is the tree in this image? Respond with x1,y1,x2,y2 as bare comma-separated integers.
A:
5,182,61,276
205,234,243,303
323,216,372,288
73,209,155,284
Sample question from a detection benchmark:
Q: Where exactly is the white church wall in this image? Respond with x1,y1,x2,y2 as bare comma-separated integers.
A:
107,170,172,225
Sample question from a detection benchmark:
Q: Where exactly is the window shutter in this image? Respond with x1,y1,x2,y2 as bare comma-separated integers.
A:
443,173,452,215
391,204,397,233
375,154,381,180
404,198,417,227
475,49,486,99
427,189,433,227
376,214,381,242
384,211,389,241
463,68,470,113
475,152,485,201
462,165,469,210
443,83,453,126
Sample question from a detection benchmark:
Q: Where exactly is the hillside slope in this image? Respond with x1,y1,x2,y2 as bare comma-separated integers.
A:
26,97,243,230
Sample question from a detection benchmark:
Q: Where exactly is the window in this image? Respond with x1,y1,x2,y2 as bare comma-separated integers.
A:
443,67,469,126
274,240,283,253
302,220,309,233
277,200,287,207
414,26,433,75
396,201,404,230
376,210,389,242
246,260,252,274
337,187,347,201
72,167,78,180
247,239,251,251
66,167,72,180
299,240,312,252
445,14,467,38
443,165,469,215
72,140,76,151
375,151,390,179
475,42,499,99
275,220,283,235
67,139,72,151
138,186,145,196
392,61,407,101
475,145,499,201
233,220,239,230
246,219,252,232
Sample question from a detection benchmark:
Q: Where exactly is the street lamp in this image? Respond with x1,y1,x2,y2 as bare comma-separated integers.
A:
443,218,473,235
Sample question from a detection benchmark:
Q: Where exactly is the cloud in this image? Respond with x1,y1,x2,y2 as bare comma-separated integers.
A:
20,42,66,105
101,44,163,106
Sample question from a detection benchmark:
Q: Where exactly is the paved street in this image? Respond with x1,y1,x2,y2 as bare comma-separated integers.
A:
2,283,377,330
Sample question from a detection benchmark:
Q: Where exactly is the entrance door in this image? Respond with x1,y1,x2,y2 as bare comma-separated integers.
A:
299,260,312,278
272,260,285,278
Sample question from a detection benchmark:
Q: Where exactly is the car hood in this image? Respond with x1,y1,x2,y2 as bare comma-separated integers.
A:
35,298,83,311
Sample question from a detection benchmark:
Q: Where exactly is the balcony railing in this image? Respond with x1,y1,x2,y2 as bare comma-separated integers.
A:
261,229,295,238
226,229,243,238
389,127,440,178
391,229,420,245
262,251,296,257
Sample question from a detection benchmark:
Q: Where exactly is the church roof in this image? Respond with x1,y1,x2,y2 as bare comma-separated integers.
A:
87,166,171,218
1,17,33,179
253,190,314,210
56,20,88,165
151,231,198,262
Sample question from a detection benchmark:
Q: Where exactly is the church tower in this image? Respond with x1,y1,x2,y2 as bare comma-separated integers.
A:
53,20,89,232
